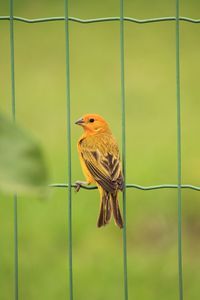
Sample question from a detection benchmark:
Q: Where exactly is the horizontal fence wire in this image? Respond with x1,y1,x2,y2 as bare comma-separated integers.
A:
1,15,200,24
49,183,200,191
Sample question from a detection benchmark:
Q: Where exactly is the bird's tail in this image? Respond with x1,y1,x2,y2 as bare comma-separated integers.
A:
97,190,123,229
110,192,123,229
97,191,111,227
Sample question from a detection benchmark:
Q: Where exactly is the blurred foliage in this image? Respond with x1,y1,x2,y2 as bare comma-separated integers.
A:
0,1,200,300
0,112,48,195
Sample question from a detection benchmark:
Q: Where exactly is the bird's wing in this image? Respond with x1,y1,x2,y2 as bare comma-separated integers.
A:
80,147,124,193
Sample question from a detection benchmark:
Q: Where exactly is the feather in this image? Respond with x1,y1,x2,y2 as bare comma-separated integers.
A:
79,135,124,193
76,114,124,228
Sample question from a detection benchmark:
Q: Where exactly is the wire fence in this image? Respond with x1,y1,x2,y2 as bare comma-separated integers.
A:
1,0,200,299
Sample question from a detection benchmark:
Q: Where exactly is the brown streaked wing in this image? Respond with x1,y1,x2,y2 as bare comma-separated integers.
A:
81,148,124,192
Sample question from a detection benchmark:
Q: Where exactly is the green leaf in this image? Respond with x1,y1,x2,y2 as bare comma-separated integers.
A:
0,113,48,195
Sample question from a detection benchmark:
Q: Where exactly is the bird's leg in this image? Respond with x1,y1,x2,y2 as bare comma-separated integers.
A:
74,180,89,192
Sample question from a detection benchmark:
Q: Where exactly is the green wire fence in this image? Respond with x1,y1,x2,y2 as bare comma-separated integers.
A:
9,1,18,300
64,1,73,299
2,0,200,299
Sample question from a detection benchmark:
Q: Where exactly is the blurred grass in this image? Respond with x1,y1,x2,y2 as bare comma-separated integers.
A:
0,0,200,299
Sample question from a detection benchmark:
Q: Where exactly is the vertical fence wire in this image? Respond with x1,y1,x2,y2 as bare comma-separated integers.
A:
120,1,128,300
13,194,18,300
9,0,19,299
175,0,183,299
64,0,73,299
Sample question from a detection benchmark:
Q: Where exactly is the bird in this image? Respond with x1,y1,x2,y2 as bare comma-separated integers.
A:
75,114,124,228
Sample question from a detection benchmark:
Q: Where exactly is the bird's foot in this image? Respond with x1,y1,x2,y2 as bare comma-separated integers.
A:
74,181,88,192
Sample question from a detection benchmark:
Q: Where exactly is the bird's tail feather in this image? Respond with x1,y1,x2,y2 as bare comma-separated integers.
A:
97,190,123,228
97,191,111,227
110,192,123,229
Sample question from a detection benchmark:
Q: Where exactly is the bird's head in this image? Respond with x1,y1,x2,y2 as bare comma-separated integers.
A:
75,114,110,135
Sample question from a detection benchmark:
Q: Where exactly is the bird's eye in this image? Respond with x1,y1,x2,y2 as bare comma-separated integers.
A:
89,118,95,123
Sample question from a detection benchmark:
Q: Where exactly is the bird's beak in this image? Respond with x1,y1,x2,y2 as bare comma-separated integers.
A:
75,117,85,126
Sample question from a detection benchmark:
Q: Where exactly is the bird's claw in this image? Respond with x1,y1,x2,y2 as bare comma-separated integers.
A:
75,182,82,192
74,181,87,192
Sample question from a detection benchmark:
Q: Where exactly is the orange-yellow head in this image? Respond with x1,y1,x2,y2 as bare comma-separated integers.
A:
75,114,111,135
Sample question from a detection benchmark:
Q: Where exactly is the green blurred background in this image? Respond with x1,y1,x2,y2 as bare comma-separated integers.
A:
1,0,200,299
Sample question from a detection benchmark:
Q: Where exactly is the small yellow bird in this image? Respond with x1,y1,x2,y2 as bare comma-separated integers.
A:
75,114,124,228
